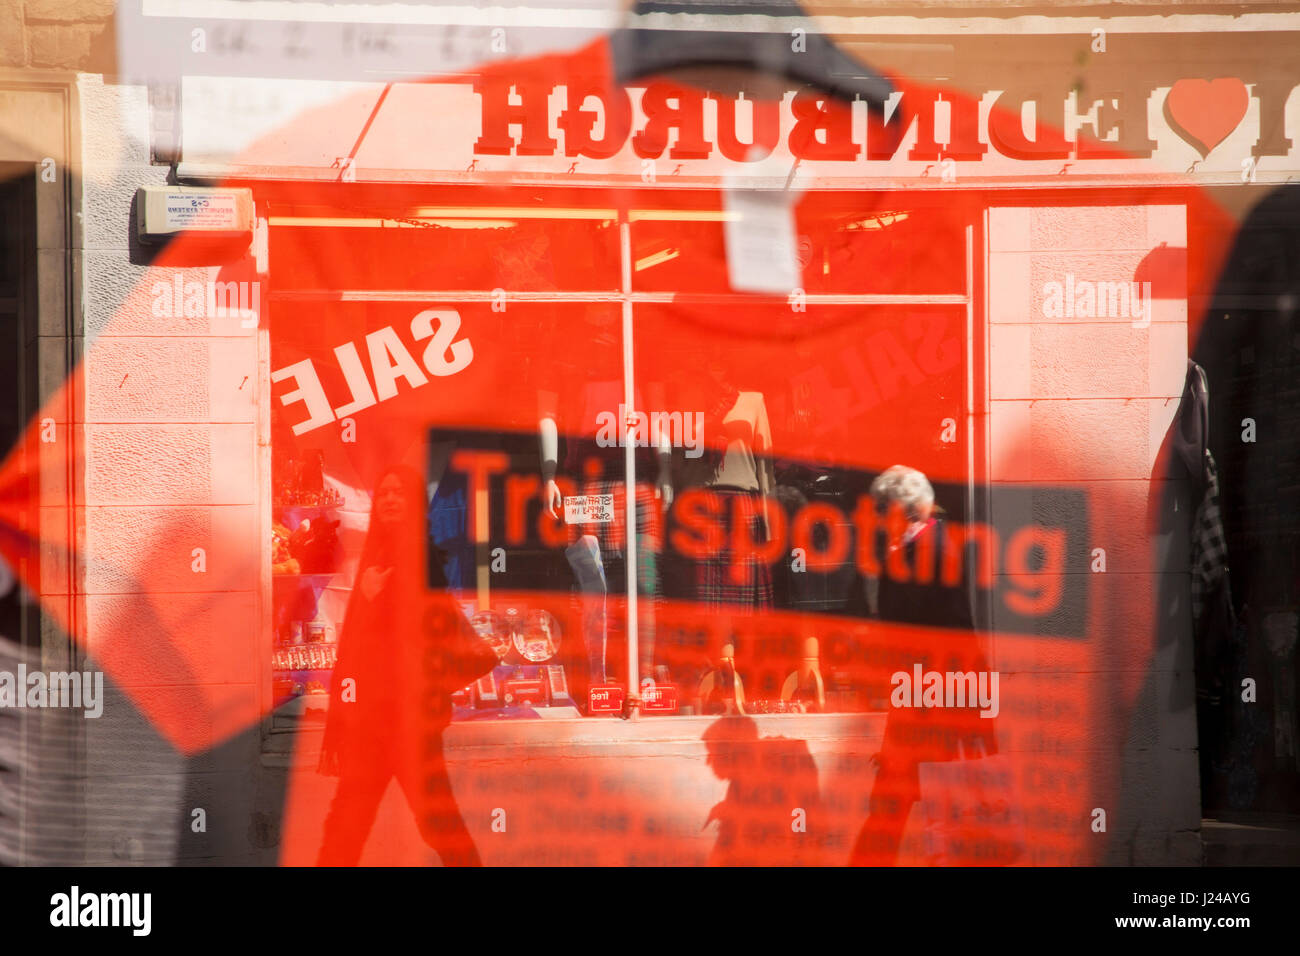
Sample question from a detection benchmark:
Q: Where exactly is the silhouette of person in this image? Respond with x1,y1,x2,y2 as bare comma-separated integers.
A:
703,715,822,865
316,464,494,865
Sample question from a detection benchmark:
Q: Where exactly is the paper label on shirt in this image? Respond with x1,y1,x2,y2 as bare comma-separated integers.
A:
723,185,800,295
563,494,614,524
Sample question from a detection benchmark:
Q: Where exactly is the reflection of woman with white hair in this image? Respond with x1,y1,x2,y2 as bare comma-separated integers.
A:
871,464,936,533
850,464,998,865
866,465,959,625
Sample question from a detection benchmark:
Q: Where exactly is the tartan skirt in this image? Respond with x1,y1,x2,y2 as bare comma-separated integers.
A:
564,478,663,600
683,487,775,609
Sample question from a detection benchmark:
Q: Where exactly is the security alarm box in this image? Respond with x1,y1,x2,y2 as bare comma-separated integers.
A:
136,185,254,243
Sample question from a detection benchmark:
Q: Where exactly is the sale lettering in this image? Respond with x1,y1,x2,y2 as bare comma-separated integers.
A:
271,309,474,435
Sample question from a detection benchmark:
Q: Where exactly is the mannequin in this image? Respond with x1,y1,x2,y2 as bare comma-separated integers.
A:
538,373,673,704
670,357,777,714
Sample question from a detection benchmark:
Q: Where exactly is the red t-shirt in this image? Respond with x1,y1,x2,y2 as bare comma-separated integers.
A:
0,34,1242,866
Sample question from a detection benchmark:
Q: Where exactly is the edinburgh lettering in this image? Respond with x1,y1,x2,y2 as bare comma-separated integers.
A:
473,76,1299,163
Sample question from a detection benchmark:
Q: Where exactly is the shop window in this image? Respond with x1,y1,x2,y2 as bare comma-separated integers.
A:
266,192,980,725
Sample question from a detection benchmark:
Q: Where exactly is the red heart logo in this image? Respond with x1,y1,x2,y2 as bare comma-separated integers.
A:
1164,78,1249,159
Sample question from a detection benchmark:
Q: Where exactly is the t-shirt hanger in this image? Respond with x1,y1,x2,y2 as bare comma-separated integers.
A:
610,0,896,113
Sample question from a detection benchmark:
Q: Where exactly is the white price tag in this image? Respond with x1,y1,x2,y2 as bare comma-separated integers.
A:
563,494,615,525
723,186,800,294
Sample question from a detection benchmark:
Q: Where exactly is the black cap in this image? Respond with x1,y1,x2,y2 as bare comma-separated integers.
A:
612,0,894,113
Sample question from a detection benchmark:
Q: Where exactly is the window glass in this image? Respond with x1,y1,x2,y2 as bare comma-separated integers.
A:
268,193,974,722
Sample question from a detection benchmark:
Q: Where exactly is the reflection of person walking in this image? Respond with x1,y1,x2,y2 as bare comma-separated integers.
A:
316,465,493,866
849,466,995,866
